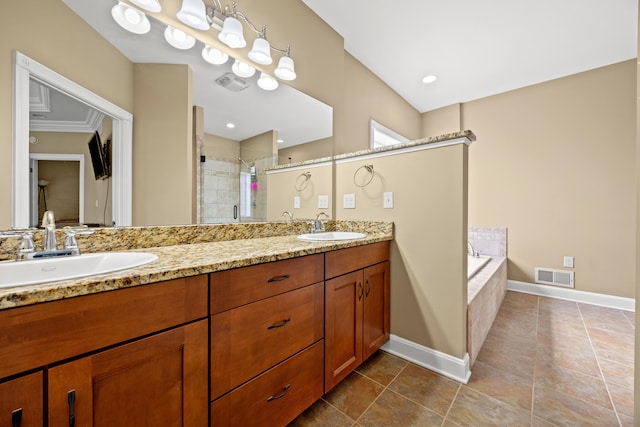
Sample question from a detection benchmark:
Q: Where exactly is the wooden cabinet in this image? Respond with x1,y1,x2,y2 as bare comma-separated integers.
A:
0,372,43,427
325,242,390,392
0,275,209,427
210,254,325,426
48,320,208,427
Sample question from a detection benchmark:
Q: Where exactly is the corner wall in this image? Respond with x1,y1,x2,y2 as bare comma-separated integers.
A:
335,144,468,359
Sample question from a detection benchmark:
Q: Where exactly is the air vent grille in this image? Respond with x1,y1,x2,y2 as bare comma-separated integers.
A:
534,267,574,288
215,72,249,92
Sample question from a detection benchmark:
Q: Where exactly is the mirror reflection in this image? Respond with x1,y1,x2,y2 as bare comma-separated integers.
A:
28,80,113,228
62,0,333,224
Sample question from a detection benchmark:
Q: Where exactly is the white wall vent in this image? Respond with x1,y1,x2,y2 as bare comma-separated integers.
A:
534,267,574,288
215,72,249,92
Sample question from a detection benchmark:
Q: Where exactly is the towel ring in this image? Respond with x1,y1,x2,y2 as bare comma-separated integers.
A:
295,172,311,191
353,164,374,187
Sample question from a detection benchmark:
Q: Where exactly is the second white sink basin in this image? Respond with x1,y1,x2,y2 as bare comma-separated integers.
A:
297,232,366,241
0,252,158,288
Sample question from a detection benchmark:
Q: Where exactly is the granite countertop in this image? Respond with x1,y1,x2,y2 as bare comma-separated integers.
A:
0,225,392,310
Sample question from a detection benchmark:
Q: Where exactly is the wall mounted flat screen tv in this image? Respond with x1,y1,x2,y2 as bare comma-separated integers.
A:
88,131,111,180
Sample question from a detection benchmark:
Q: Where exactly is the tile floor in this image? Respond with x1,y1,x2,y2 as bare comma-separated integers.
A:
289,291,635,426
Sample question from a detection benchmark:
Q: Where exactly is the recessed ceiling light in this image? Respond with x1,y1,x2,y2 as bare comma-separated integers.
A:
225,122,235,129
422,75,437,84
277,139,284,144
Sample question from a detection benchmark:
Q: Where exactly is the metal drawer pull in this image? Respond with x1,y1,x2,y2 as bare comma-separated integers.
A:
11,409,22,427
267,274,290,283
358,282,364,300
267,384,291,402
67,390,76,427
267,317,291,330
365,279,371,297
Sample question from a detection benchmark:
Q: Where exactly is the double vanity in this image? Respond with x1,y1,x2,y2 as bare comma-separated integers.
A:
0,220,392,426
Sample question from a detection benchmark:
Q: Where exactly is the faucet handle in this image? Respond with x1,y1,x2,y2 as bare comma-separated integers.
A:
63,226,94,255
0,230,36,260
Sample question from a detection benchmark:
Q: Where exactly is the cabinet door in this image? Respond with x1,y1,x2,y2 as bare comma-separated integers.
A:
363,261,391,360
48,320,208,427
325,270,363,392
0,372,43,427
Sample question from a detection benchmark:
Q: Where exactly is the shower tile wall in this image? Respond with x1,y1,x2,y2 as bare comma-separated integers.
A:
201,158,240,223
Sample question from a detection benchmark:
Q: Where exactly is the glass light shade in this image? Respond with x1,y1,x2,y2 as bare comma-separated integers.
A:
274,56,296,81
231,59,255,78
130,0,161,12
176,0,209,30
164,25,196,50
111,2,150,34
218,16,246,48
202,45,229,65
248,38,272,65
257,73,278,91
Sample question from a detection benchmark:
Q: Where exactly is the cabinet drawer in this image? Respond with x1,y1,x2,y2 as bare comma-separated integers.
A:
211,282,324,400
0,275,208,379
325,241,390,279
210,341,324,427
210,253,323,313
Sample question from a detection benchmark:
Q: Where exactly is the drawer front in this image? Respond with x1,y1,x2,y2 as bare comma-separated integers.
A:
211,282,324,400
210,341,324,427
0,275,208,379
210,254,324,313
325,241,390,279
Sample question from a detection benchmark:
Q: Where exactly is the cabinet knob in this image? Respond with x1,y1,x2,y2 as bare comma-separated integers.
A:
267,317,291,330
267,384,291,402
11,409,22,427
267,274,290,283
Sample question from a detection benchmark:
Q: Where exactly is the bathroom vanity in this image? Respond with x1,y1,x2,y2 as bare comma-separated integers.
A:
0,222,391,426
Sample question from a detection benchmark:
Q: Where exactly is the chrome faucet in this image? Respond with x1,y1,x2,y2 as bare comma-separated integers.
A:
281,211,294,221
468,241,479,257
314,212,329,233
42,210,57,252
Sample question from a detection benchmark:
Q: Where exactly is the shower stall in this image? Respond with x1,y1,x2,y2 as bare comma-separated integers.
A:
199,153,275,223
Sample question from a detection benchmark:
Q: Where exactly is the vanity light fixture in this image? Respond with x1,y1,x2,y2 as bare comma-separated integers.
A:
130,0,162,13
202,45,229,65
177,0,297,80
177,0,209,30
257,72,278,91
231,59,256,78
111,1,151,34
164,25,196,50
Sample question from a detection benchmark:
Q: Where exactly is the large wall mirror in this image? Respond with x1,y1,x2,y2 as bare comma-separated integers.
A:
59,0,333,225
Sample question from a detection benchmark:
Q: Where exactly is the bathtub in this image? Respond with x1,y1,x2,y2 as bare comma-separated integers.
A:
468,254,491,279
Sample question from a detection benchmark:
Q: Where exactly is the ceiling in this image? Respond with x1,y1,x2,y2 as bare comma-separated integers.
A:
58,0,333,149
301,0,638,113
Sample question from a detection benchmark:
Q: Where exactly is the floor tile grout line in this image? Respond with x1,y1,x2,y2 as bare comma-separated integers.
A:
351,361,409,425
440,384,462,427
576,302,623,427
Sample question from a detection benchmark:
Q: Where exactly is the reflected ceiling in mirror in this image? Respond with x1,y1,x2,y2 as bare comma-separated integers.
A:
63,0,333,149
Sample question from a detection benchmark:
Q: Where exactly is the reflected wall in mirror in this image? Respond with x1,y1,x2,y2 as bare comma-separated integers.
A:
28,79,113,227
12,51,133,229
63,0,333,225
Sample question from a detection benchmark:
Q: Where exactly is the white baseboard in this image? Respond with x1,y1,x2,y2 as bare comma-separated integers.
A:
508,280,635,312
381,334,471,384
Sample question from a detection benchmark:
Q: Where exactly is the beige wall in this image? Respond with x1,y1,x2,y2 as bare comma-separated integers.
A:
634,3,639,419
0,0,133,228
278,137,333,164
241,131,276,162
266,163,334,222
133,64,193,225
203,134,240,161
343,53,422,155
422,104,461,138
464,60,636,298
335,144,469,357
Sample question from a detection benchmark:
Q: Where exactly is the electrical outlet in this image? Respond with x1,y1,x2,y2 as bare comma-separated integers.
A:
383,192,394,208
563,256,574,268
318,195,329,209
293,196,300,209
343,193,356,209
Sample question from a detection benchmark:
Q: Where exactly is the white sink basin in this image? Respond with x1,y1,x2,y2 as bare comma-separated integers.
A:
297,232,366,241
0,252,158,288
